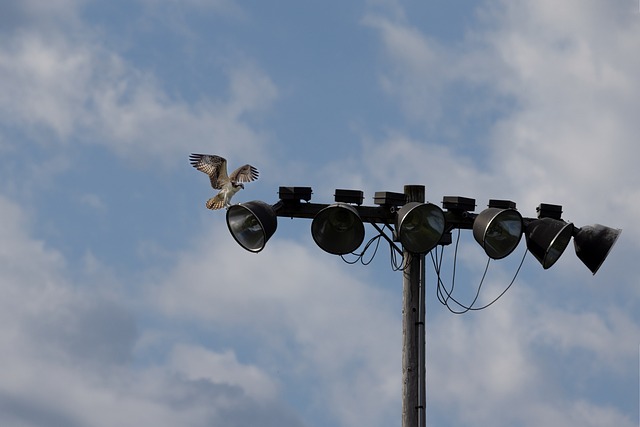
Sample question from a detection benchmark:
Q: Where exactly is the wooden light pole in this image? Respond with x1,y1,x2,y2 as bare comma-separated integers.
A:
402,185,427,427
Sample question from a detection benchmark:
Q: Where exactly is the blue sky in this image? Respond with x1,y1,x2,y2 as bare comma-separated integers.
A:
0,0,638,426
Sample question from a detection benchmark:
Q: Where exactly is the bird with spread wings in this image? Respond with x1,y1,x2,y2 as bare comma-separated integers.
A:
189,153,259,210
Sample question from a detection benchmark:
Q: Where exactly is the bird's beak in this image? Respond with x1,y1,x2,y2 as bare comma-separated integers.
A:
240,183,245,189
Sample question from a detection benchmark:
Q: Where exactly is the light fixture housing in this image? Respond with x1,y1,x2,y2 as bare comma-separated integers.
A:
473,207,523,259
525,218,574,269
278,186,313,202
334,189,364,205
395,202,446,254
442,196,476,212
311,203,365,255
573,224,621,275
536,203,563,220
374,191,406,207
226,201,278,253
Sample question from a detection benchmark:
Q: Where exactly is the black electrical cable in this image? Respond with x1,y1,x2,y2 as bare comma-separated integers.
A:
466,249,527,311
340,233,384,266
391,244,405,271
340,252,361,265
433,229,461,309
433,246,447,306
439,258,491,315
431,231,528,313
340,223,526,312
359,234,382,266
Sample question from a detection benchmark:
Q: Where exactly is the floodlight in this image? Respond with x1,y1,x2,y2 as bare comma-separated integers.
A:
395,202,446,253
525,218,574,269
473,208,523,259
573,224,621,275
311,203,365,255
226,201,278,253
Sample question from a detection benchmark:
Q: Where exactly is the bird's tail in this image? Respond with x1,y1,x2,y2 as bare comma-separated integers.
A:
206,195,225,210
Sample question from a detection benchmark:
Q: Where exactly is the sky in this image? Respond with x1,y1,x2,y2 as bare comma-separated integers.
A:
0,0,638,426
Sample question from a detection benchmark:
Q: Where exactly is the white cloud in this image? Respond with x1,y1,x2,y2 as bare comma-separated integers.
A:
529,305,639,374
0,34,91,139
528,399,636,427
361,13,456,125
481,1,640,223
78,192,106,211
426,282,638,427
140,0,245,18
361,0,640,237
151,216,403,427
0,190,304,427
0,5,302,423
169,344,279,401
0,0,83,33
0,11,278,168
365,2,640,236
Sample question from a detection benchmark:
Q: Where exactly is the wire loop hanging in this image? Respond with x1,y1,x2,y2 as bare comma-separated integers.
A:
431,229,527,314
340,224,525,312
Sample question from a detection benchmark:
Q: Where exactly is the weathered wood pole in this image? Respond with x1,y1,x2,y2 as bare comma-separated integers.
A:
402,185,426,427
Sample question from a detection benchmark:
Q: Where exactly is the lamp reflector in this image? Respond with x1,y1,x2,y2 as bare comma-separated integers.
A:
396,202,446,253
226,201,278,253
525,218,574,269
311,203,365,255
573,224,621,275
473,208,523,259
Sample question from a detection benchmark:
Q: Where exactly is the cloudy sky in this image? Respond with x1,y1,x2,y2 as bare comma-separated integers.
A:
0,0,638,426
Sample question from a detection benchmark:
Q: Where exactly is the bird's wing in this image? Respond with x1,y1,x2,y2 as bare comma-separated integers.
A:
189,154,229,189
229,164,259,184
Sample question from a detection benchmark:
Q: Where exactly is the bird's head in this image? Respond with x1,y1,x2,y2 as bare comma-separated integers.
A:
233,182,245,190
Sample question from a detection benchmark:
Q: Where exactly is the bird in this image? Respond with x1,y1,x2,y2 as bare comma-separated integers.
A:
189,153,259,210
